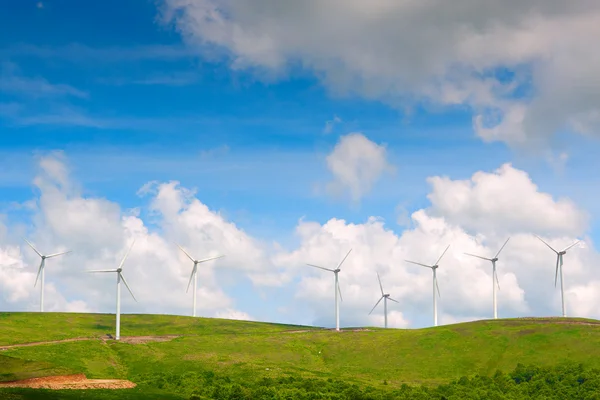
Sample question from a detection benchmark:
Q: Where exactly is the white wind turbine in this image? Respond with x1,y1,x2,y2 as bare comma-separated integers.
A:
464,237,510,320
368,272,399,328
306,249,352,332
405,244,450,327
23,238,72,312
88,240,137,340
535,235,580,318
177,244,225,317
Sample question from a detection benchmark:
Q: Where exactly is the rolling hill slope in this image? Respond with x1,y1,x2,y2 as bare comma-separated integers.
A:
1,313,600,397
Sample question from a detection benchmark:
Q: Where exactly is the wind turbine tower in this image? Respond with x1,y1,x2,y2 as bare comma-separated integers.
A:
535,235,580,318
405,244,450,327
368,272,399,328
464,237,510,319
88,240,137,340
306,249,352,331
177,244,225,317
23,238,71,312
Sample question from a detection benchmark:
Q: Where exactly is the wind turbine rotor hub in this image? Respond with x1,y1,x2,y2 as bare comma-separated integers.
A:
559,251,566,255
117,268,122,273
334,269,341,273
492,258,498,262
432,265,438,269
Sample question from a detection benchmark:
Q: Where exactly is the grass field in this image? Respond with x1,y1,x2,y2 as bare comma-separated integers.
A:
1,313,600,398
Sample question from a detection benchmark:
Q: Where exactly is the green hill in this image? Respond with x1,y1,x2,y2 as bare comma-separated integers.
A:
1,313,600,399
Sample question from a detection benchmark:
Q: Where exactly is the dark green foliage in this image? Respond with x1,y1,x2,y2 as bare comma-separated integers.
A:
3,362,600,398
108,363,600,400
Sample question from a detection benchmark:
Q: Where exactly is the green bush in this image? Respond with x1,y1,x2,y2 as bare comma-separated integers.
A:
136,363,600,400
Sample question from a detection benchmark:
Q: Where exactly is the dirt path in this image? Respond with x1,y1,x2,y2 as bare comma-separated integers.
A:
0,374,136,390
0,337,92,350
0,335,180,350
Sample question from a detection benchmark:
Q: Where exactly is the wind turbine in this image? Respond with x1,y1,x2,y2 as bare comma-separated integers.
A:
405,244,450,327
176,244,225,317
368,272,399,328
306,249,352,332
23,238,71,312
535,235,580,318
87,240,137,341
464,237,510,319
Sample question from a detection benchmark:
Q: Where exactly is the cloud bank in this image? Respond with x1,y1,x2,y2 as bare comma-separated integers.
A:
160,0,600,147
2,150,599,329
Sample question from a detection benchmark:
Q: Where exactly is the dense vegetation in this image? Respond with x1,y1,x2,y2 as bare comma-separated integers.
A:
2,363,600,399
2,313,600,398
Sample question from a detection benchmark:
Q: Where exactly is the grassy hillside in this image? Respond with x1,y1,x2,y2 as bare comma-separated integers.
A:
1,313,600,398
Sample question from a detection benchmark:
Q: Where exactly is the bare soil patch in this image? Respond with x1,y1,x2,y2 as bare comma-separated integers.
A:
0,374,136,390
115,335,180,344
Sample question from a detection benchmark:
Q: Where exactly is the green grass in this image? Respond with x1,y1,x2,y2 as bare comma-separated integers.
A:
0,312,316,345
1,313,600,397
0,355,73,382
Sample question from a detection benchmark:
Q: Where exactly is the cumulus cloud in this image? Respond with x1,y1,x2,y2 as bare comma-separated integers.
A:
159,0,600,147
273,164,599,328
426,163,588,237
325,133,393,202
0,154,258,319
2,154,600,329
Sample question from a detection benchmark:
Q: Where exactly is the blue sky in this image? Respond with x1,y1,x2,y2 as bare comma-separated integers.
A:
1,1,600,329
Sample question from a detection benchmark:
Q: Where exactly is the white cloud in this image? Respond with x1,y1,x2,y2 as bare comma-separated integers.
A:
426,163,588,237
323,115,342,134
0,154,265,319
2,154,600,329
215,308,253,321
273,163,599,328
325,133,393,202
0,62,88,99
160,0,600,147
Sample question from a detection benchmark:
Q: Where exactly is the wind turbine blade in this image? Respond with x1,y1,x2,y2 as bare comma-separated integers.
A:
562,241,580,252
494,237,511,258
336,249,353,270
388,297,400,303
186,265,196,293
306,263,334,272
87,269,118,273
23,238,42,258
535,235,558,254
435,278,441,298
554,256,560,288
405,260,432,269
368,296,383,315
494,270,500,291
196,255,225,264
376,272,384,296
177,244,196,262
119,273,137,302
117,240,135,270
435,244,451,265
46,251,72,259
33,261,43,287
337,281,343,302
464,253,492,261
